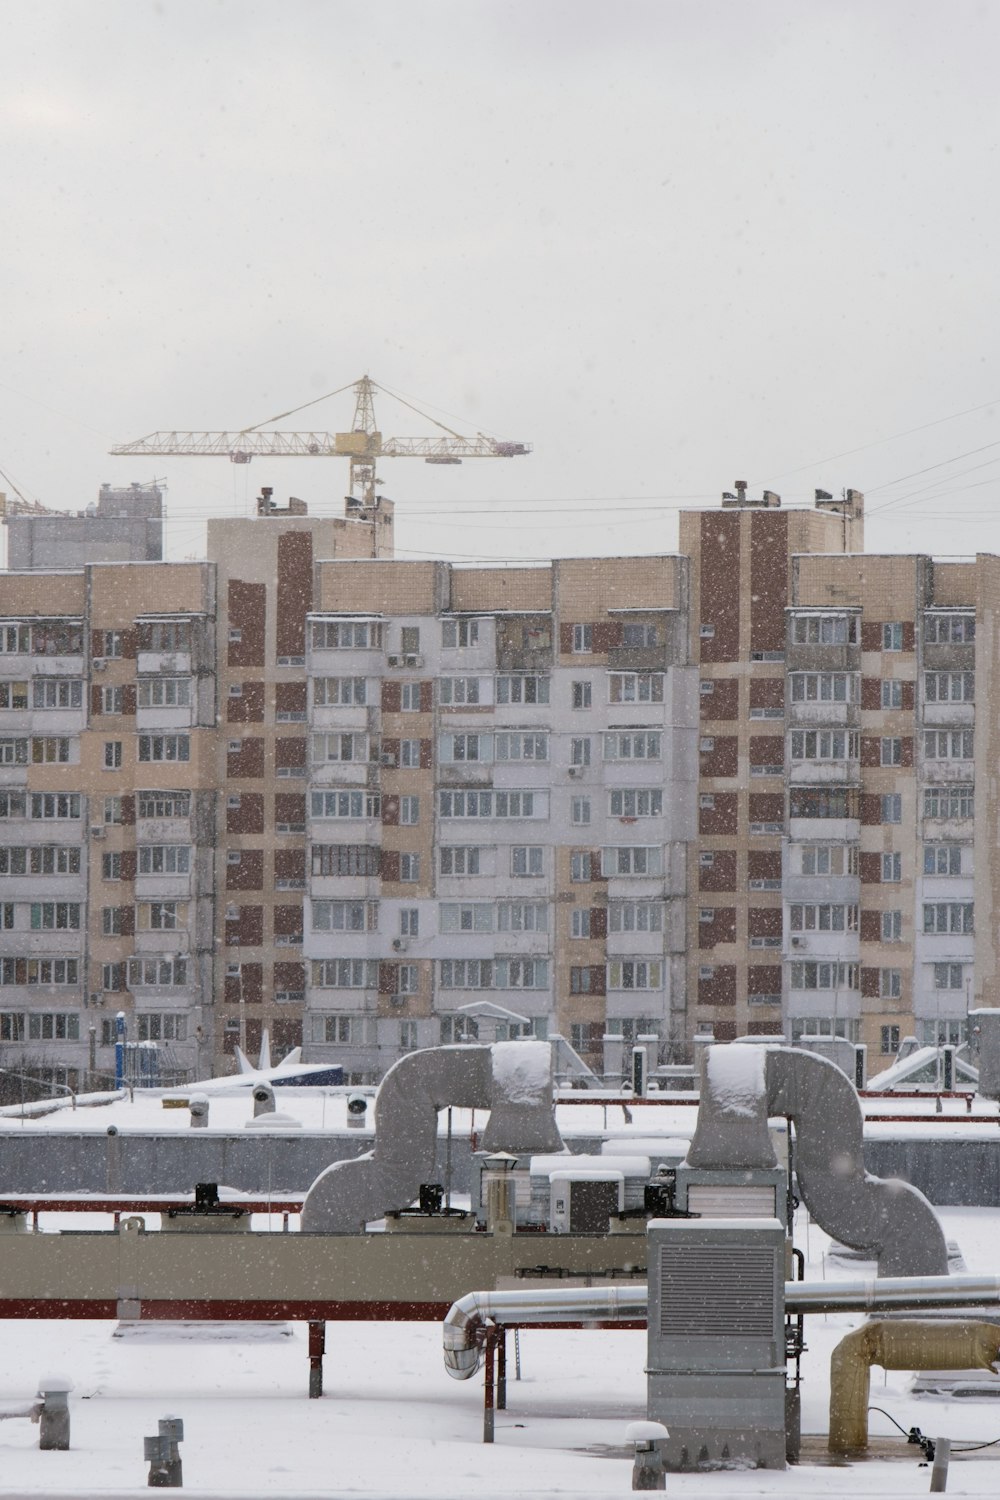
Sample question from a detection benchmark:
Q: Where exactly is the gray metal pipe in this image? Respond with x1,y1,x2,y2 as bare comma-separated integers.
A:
442,1272,1000,1377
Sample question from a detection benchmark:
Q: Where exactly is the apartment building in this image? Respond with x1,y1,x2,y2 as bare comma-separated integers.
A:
0,475,995,1090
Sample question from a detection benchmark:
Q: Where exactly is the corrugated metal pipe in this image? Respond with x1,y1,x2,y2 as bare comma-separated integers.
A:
829,1319,1000,1453
443,1274,1000,1378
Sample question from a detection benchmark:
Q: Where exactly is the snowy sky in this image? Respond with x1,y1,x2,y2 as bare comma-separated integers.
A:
2,1,999,567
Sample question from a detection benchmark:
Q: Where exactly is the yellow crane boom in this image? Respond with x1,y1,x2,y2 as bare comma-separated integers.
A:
110,376,530,507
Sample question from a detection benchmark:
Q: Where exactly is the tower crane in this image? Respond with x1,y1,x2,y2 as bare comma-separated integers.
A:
110,375,531,511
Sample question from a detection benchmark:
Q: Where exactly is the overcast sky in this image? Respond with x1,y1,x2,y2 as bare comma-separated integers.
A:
2,1,998,567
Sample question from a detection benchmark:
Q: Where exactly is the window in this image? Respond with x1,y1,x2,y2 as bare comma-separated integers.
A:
924,613,975,644
571,909,591,938
789,960,858,989
31,793,80,820
311,959,378,989
399,909,419,937
789,904,858,932
137,901,182,931
881,910,902,941
881,852,902,882
495,732,548,761
609,673,663,703
440,903,493,933
137,790,190,818
608,959,662,990
137,678,190,708
439,960,493,990
511,846,543,877
101,686,124,715
570,851,591,883
497,901,547,932
603,731,661,761
0,624,30,656
882,622,904,651
32,679,82,710
0,681,28,710
879,968,902,998
28,1012,80,1042
127,957,188,987
923,902,973,934
442,618,479,648
496,675,549,704
400,795,420,826
920,1019,967,1047
601,846,663,876
924,844,962,876
439,677,480,706
571,681,592,710
570,737,591,767
313,677,367,706
311,1013,376,1045
0,1012,23,1041
400,627,420,655
880,1025,900,1055
143,620,190,652
923,729,974,760
312,732,369,763
400,682,422,711
32,737,71,764
572,624,592,653
440,732,489,763
800,845,857,876
439,846,481,876
609,901,663,932
102,962,124,992
923,786,974,819
790,730,858,760
310,790,380,819
570,966,598,994
312,901,375,932
400,739,420,768
0,738,26,765
790,614,857,645
399,1019,419,1051
571,796,591,825
102,907,123,936
934,963,964,990
493,956,548,989
924,671,975,702
311,620,380,649
136,1013,187,1042
138,734,190,763
881,793,902,824
623,623,658,648
789,673,856,703
104,740,123,770
30,902,81,930
138,846,191,875
437,789,544,819
400,853,420,883
605,1017,661,1042
881,679,903,709
103,630,124,659
311,845,379,877
881,738,902,766
609,788,663,817
3,846,80,876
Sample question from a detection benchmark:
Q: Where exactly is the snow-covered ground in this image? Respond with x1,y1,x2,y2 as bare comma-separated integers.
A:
0,1205,996,1496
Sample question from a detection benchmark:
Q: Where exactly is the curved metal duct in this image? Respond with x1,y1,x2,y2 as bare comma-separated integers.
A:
686,1045,948,1276
443,1285,647,1379
301,1042,563,1233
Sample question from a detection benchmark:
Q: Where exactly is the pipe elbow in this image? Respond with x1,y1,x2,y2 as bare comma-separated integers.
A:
442,1294,485,1380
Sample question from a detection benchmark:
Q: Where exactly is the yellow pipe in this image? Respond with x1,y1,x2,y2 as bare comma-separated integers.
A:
830,1319,1000,1453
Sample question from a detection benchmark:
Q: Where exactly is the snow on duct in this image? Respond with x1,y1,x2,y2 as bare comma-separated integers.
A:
687,1044,948,1276
301,1042,563,1233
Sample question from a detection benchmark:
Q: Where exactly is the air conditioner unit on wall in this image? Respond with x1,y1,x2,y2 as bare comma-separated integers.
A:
392,937,408,952
389,993,406,1008
90,825,105,839
92,659,107,672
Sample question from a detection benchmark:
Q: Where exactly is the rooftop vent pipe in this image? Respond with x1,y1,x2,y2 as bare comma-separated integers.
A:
687,1045,947,1276
302,1042,563,1233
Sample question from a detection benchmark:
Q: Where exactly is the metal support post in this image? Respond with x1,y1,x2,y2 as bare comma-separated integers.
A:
930,1437,950,1492
483,1322,496,1444
513,1327,522,1381
308,1320,326,1399
497,1327,507,1411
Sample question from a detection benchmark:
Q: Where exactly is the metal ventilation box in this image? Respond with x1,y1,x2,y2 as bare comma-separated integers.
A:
646,1216,786,1470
